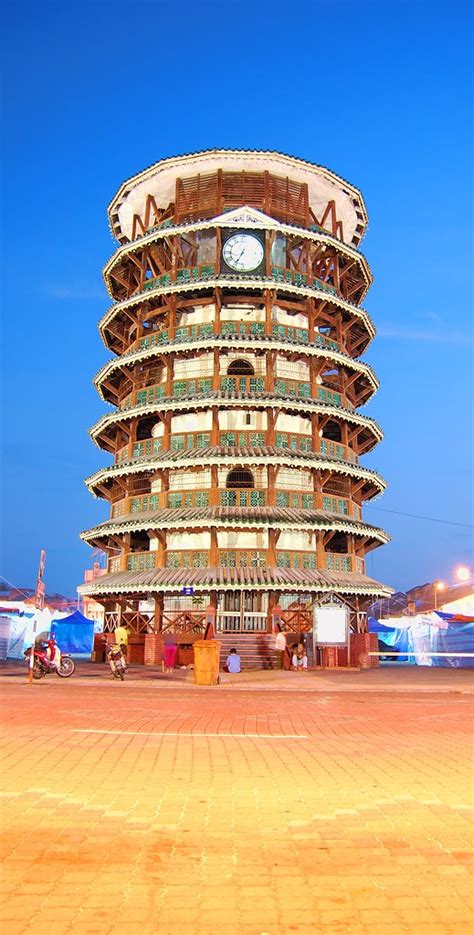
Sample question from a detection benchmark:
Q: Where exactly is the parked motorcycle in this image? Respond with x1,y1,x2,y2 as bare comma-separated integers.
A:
24,639,75,679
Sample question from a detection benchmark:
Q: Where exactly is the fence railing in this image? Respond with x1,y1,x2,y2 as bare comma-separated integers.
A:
108,549,365,574
109,490,362,518
119,377,347,410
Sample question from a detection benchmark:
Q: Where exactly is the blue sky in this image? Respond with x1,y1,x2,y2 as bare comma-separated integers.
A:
1,0,473,597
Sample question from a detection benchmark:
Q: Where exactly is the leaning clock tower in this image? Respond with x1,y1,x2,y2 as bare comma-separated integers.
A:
79,150,391,666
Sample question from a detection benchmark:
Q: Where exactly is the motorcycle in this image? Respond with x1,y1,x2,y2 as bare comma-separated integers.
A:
107,645,127,681
24,639,75,679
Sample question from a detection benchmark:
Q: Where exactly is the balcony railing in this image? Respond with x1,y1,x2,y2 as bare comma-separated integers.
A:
276,551,316,569
120,376,346,409
110,489,361,519
114,432,357,465
109,549,366,574
129,263,342,302
325,552,365,574
132,320,340,354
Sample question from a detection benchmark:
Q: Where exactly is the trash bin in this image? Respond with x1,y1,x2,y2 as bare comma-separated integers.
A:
193,640,221,685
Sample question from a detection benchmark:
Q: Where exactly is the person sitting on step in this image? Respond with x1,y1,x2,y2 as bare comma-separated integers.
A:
226,648,241,674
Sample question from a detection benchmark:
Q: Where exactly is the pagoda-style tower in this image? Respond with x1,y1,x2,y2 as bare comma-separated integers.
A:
80,150,391,658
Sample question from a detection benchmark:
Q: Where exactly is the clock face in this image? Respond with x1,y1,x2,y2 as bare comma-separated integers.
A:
222,233,264,272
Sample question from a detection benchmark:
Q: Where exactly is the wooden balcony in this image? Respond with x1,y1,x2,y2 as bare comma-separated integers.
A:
107,549,366,574
124,262,348,307
114,432,358,466
131,320,341,353
109,488,362,519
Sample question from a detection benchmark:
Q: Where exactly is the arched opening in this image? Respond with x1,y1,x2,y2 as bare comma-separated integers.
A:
136,417,160,441
227,359,255,376
327,532,348,554
321,419,342,442
226,468,254,489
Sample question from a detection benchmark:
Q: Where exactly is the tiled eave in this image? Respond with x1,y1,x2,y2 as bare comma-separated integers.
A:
98,276,375,345
89,395,384,448
80,505,390,545
85,446,386,496
78,565,392,598
93,335,379,399
103,213,372,300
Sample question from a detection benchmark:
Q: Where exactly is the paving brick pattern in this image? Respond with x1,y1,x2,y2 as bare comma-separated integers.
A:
0,665,473,934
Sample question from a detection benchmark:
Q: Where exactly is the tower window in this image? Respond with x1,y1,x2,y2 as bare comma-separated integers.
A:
226,468,254,489
227,359,255,376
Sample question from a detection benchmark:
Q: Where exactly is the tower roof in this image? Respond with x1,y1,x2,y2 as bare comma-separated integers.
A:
107,149,368,246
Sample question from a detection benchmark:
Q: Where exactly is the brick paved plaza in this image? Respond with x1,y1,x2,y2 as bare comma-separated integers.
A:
0,664,473,935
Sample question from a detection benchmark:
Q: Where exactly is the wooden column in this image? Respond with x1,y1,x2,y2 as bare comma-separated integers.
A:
212,348,220,392
165,356,174,396
311,413,320,452
214,288,221,335
209,528,218,566
265,351,276,393
119,533,131,572
168,297,176,341
307,298,316,342
210,464,219,506
265,407,276,446
154,594,164,632
264,290,274,336
315,531,326,570
268,528,277,564
211,406,219,445
163,413,172,450
267,464,276,506
159,470,169,508
156,530,166,568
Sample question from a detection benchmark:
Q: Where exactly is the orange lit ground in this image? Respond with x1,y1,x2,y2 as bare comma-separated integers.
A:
0,664,473,935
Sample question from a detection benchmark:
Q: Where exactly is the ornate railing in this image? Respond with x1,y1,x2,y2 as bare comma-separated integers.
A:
127,264,341,302
276,551,317,569
110,489,362,518
280,607,313,632
120,376,346,409
109,549,365,574
115,432,357,465
161,610,206,634
131,320,340,353
325,553,365,574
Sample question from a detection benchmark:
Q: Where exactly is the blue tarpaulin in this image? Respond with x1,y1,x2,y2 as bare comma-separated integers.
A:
432,622,474,668
51,611,94,656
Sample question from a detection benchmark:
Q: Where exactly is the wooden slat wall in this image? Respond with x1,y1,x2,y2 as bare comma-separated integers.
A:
174,171,310,227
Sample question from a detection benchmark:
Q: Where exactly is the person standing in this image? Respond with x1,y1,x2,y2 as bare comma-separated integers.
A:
114,623,129,658
163,633,178,675
274,629,287,669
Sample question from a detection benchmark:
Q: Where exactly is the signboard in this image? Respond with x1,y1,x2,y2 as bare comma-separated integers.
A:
182,587,194,596
34,550,46,610
313,604,348,646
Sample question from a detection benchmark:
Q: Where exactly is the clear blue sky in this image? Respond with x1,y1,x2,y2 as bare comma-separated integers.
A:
1,0,473,597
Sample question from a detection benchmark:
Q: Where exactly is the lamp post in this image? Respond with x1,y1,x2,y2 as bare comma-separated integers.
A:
434,580,446,610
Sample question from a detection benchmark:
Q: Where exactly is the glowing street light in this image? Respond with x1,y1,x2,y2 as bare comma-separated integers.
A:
455,566,471,582
434,580,446,610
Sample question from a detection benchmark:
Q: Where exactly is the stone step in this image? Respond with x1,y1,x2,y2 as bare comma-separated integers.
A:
218,634,280,669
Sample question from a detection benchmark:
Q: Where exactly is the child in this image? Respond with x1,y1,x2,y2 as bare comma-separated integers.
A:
226,648,241,673
291,642,308,671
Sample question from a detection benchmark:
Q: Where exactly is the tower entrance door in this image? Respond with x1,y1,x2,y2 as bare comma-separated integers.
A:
217,591,268,632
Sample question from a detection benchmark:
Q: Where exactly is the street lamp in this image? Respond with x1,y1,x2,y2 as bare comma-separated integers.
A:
434,580,446,610
455,566,471,583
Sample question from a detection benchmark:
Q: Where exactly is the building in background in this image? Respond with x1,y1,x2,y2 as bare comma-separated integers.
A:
79,150,392,663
